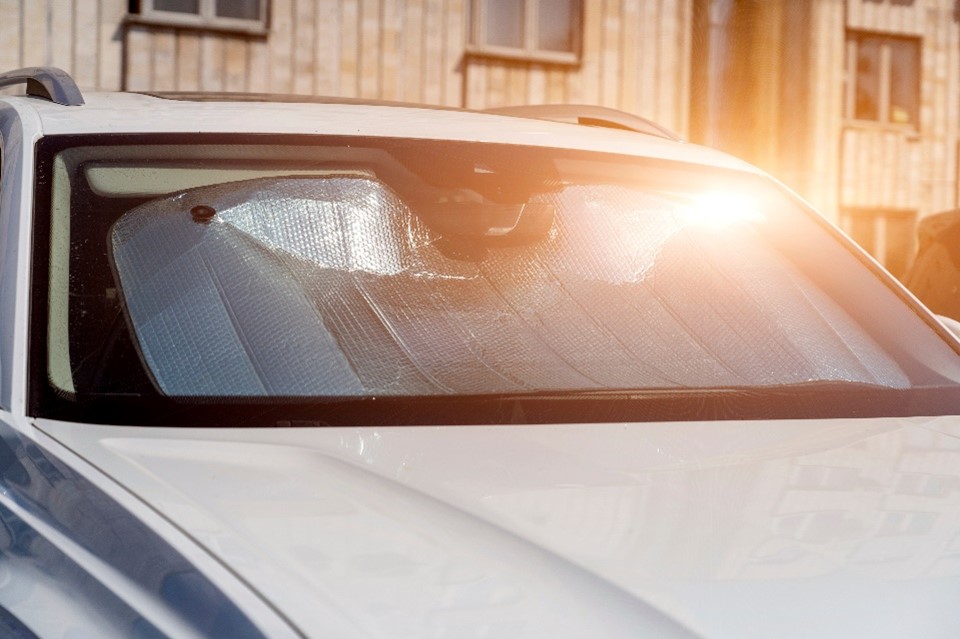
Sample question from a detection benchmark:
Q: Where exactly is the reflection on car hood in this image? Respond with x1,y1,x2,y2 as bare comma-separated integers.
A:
37,416,960,638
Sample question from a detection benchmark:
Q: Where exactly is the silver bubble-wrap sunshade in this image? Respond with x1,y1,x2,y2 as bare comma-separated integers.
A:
109,176,908,397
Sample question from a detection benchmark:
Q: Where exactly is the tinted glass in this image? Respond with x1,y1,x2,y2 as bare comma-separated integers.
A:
538,0,575,51
854,35,881,121
889,37,919,125
215,0,261,20
486,0,524,48
153,0,200,14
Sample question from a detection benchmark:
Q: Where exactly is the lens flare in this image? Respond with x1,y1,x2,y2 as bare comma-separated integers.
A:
682,191,764,229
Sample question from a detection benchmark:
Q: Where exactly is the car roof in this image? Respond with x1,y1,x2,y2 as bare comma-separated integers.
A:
0,89,761,174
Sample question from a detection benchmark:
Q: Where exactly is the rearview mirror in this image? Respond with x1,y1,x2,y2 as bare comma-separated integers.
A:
418,201,555,241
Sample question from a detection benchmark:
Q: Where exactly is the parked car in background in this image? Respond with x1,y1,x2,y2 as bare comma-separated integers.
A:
3,67,960,638
903,208,960,322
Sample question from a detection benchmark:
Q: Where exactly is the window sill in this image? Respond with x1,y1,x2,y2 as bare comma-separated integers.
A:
843,118,920,140
464,45,580,67
125,14,268,38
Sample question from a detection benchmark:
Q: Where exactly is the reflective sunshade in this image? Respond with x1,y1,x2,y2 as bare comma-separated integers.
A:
112,176,910,397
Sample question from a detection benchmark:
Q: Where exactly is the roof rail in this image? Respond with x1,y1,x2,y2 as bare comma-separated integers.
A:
485,104,681,141
0,67,84,106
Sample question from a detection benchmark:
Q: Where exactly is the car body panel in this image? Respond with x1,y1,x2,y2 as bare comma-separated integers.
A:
37,415,960,638
0,102,41,415
7,93,760,174
0,415,282,638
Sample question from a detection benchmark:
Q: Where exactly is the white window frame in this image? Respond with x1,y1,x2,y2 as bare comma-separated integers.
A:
467,0,582,65
133,0,269,36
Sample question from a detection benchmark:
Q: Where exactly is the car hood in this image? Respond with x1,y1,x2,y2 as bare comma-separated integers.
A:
37,415,960,638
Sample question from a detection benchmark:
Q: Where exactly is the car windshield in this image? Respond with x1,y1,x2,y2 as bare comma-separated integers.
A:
30,134,960,426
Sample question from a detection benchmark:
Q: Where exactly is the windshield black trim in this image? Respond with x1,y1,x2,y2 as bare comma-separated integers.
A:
28,385,960,427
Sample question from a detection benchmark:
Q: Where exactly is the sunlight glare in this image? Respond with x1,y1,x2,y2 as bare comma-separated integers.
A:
682,191,764,229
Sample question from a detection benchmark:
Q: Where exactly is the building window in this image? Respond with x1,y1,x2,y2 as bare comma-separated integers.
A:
845,31,919,127
130,0,268,35
840,208,916,279
469,0,581,64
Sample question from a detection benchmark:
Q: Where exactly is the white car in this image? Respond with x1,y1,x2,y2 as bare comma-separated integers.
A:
0,66,959,638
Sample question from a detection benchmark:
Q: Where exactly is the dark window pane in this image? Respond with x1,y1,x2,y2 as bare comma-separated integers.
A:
846,212,878,258
889,38,919,125
486,0,524,48
843,209,916,279
538,0,575,51
854,36,880,121
216,0,261,20
154,0,200,14
883,212,916,279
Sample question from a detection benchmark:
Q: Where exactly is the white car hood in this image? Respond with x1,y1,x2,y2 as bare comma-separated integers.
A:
37,415,960,638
